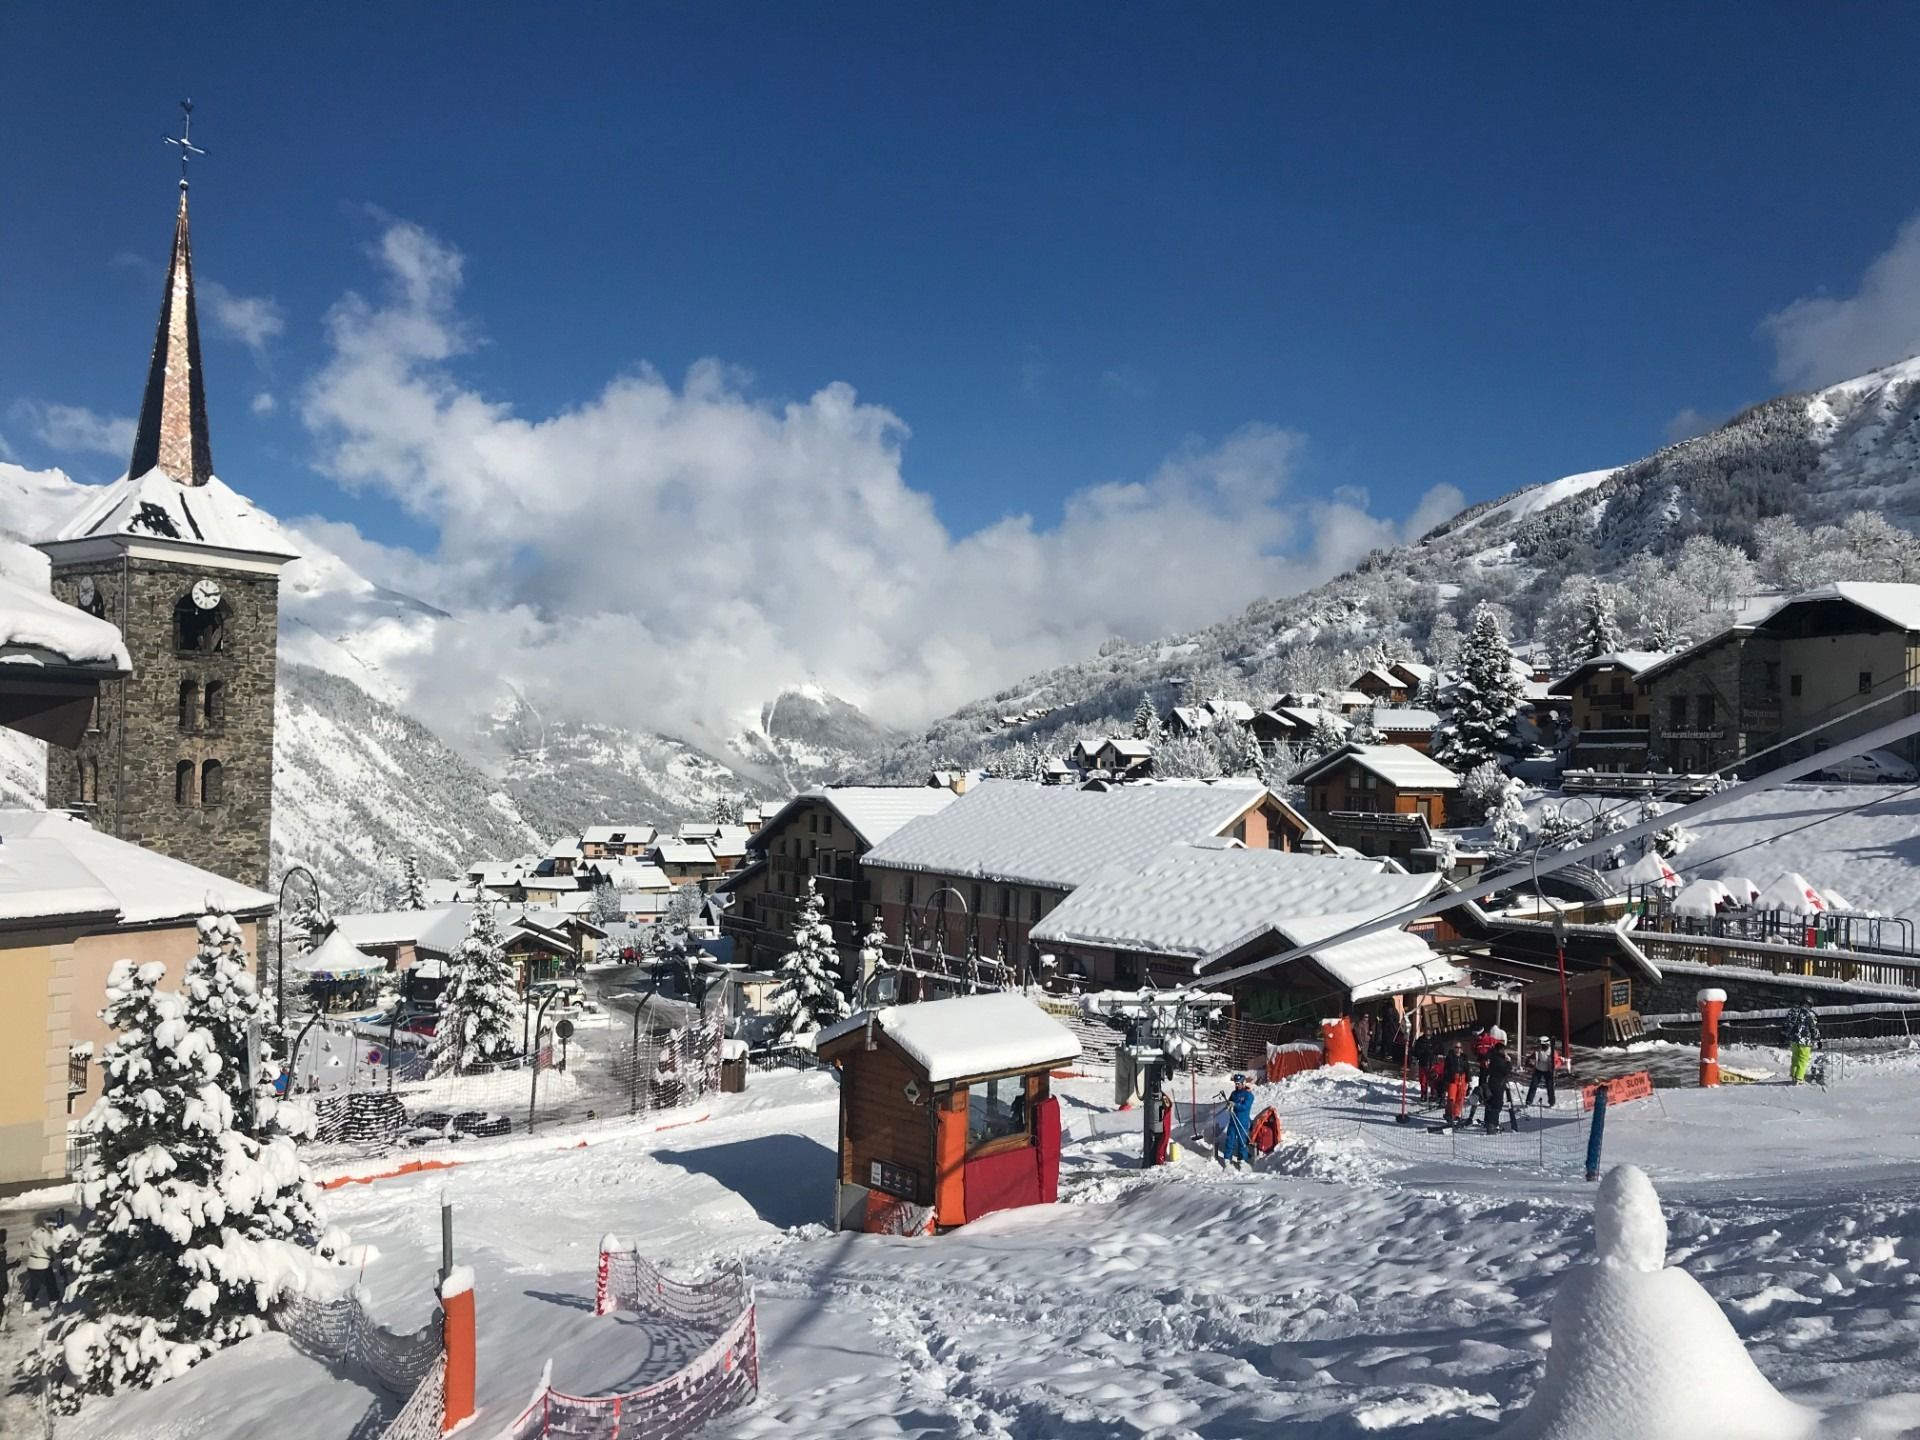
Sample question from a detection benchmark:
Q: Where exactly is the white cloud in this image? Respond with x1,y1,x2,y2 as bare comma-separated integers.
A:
301,219,1460,744
252,392,278,416
11,401,134,459
201,279,286,355
1763,214,1920,389
1663,407,1721,445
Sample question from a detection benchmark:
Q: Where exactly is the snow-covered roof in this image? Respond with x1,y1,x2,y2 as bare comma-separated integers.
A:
815,992,1080,1082
707,834,747,859
1620,852,1679,889
1337,690,1370,707
753,786,958,850
289,928,385,978
1291,744,1460,791
333,905,469,950
1274,912,1463,1001
1170,705,1214,730
1756,581,1920,635
1372,708,1440,733
549,837,583,859
861,778,1270,890
1354,667,1404,690
583,858,671,889
0,810,274,925
0,837,120,923
522,874,584,892
1390,661,1436,686
1030,843,1442,967
0,572,131,670
1208,699,1256,723
581,825,656,846
652,840,717,866
44,469,298,561
1548,651,1670,694
1101,738,1154,759
679,823,720,841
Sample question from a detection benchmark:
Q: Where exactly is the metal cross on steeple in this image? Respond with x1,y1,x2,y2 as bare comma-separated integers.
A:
163,98,206,189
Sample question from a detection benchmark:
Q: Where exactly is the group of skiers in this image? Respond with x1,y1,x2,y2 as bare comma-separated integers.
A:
1406,1023,1561,1132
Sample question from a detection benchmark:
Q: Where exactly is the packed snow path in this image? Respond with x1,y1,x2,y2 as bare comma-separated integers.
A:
59,1053,1920,1437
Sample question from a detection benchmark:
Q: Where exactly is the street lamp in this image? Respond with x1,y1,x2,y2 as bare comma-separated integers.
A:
274,863,324,1031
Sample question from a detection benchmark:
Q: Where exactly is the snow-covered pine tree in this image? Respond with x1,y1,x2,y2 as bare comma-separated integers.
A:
429,902,522,1075
859,915,888,990
1577,586,1624,660
1459,759,1512,823
1307,712,1347,760
1238,726,1266,780
1437,603,1524,773
50,958,340,1407
1349,705,1385,745
1490,779,1530,853
1131,694,1162,743
400,854,426,910
1426,610,1462,678
708,795,742,826
769,878,850,1041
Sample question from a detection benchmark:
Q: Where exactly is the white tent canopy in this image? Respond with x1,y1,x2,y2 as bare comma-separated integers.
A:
1756,872,1827,916
290,929,386,980
1672,879,1733,919
1621,852,1680,889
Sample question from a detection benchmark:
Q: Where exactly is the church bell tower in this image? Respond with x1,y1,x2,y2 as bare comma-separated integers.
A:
39,105,294,887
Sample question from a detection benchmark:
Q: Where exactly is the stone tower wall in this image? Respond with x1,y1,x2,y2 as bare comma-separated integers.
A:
46,554,279,888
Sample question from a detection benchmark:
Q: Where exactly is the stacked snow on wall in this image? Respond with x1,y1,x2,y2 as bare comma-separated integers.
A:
1500,1165,1816,1440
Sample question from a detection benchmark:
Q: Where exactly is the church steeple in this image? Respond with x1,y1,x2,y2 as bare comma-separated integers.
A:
127,183,214,487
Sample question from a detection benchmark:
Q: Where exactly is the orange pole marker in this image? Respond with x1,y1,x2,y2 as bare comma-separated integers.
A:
1697,987,1726,1087
441,1267,477,1432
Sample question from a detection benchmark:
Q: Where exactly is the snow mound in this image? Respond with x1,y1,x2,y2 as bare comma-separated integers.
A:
1500,1165,1816,1440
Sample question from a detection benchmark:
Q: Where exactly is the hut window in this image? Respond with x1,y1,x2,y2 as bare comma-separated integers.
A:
967,1075,1029,1150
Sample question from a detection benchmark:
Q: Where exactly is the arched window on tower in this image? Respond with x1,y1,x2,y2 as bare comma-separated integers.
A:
200,759,224,807
204,679,226,729
176,759,195,806
179,678,202,732
174,595,225,654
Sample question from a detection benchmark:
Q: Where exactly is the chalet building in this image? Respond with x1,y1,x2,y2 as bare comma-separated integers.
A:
329,901,600,986
1637,582,1920,776
545,838,582,877
1091,737,1153,775
816,993,1077,1234
1388,661,1436,701
650,838,722,885
0,571,130,762
0,809,273,1192
1350,666,1411,705
1166,705,1215,738
1372,707,1440,753
1547,652,1667,773
707,827,749,873
859,779,1325,990
580,825,657,860
1251,705,1342,753
718,786,958,978
1029,842,1455,1012
1291,744,1459,860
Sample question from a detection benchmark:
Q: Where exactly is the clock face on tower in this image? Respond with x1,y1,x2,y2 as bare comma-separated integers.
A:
77,575,97,607
191,578,223,611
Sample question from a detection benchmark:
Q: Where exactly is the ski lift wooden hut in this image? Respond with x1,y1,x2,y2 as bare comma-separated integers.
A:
814,993,1080,1235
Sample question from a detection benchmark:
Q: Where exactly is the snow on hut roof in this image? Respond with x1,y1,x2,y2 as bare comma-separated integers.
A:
679,823,720,841
861,778,1268,890
1171,705,1214,730
549,837,583,859
1547,651,1671,695
0,809,274,924
707,834,747,859
1101,738,1154,759
584,858,672,889
1756,581,1920,635
815,992,1080,1082
1372,707,1440,733
1391,661,1436,685
289,928,385,978
0,837,120,923
1029,843,1442,966
1273,912,1463,1001
0,572,131,670
1290,744,1460,791
333,904,470,950
1208,698,1256,723
1355,667,1404,689
44,469,299,561
652,840,717,866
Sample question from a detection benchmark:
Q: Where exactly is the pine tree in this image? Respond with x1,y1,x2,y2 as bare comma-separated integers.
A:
401,854,426,910
1131,694,1162,743
858,915,889,991
1577,586,1624,660
769,879,850,1041
1427,611,1462,678
1437,603,1524,773
1490,779,1530,852
429,903,522,1075
1307,712,1348,759
708,795,742,826
49,957,339,1406
1349,705,1385,745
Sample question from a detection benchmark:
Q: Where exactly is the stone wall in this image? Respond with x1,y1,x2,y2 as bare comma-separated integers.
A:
47,555,279,888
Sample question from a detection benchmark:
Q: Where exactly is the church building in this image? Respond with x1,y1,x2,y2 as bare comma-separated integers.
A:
37,169,294,888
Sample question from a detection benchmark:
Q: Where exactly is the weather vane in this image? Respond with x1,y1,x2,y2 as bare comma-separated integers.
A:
163,98,206,189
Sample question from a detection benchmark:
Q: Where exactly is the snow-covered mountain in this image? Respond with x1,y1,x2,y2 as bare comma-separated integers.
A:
877,354,1920,774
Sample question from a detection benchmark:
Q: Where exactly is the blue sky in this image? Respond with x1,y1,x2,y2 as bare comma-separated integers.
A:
4,5,1920,731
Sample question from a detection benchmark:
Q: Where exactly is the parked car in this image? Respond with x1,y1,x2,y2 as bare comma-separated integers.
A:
1813,747,1919,783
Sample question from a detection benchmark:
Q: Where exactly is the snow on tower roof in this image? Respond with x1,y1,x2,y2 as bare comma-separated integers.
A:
1030,843,1442,968
1290,744,1459,790
860,778,1269,890
44,469,298,562
0,572,131,670
814,992,1080,1082
0,809,274,924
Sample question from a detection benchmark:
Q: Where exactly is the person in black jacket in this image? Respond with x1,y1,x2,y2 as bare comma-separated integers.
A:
1482,1041,1515,1133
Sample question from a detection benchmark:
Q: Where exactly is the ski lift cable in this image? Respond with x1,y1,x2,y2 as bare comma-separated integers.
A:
1178,705,1920,997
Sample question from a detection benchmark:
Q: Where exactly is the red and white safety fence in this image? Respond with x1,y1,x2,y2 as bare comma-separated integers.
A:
504,1239,759,1438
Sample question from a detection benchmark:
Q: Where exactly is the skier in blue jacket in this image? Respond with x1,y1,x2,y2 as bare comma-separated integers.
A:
1221,1073,1256,1169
